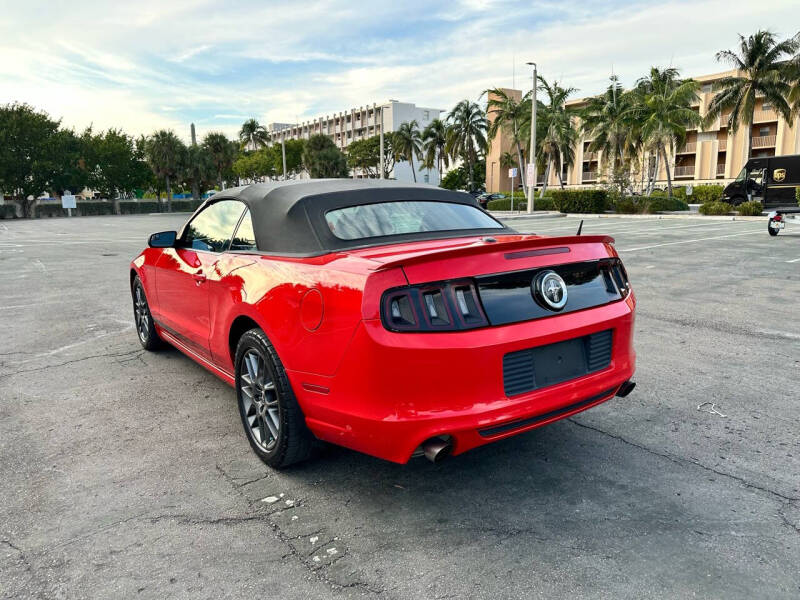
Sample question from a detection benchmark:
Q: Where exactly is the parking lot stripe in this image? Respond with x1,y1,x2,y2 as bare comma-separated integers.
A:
619,229,763,252
785,257,800,263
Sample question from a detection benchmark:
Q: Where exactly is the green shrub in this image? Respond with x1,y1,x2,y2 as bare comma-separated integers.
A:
613,197,639,214
687,185,723,203
0,204,19,219
77,202,115,216
119,201,161,214
644,196,690,212
486,194,554,212
170,199,203,212
736,200,763,216
699,201,734,215
795,187,800,206
36,204,67,218
549,189,608,213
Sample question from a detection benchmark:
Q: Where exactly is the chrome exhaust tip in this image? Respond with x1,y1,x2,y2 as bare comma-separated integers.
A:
616,380,636,398
422,437,453,463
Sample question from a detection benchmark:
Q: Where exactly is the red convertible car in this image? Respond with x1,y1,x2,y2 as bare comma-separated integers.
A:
130,180,636,467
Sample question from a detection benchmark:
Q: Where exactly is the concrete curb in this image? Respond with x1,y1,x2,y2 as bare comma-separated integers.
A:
561,212,768,222
487,211,566,220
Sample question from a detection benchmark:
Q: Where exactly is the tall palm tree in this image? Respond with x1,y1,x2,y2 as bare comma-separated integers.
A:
145,130,186,212
393,121,423,182
486,88,531,196
421,118,449,180
446,100,487,191
239,118,268,151
581,79,632,179
184,144,215,200
537,77,578,197
633,67,701,197
704,30,798,160
202,132,236,190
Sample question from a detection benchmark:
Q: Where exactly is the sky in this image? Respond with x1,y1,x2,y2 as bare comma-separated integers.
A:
1,0,798,142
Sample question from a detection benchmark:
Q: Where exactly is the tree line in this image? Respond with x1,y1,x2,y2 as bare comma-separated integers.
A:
2,28,799,216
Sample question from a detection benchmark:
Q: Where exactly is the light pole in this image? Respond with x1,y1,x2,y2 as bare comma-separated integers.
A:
379,104,385,179
281,130,287,181
526,61,537,213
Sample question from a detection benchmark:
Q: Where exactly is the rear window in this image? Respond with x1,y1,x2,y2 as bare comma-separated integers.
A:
324,201,503,241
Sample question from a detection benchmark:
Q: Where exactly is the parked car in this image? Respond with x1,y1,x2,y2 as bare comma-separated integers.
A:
723,154,800,207
476,193,504,209
130,180,636,468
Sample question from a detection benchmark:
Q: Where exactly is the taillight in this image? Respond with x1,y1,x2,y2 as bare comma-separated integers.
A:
382,280,488,332
601,258,631,298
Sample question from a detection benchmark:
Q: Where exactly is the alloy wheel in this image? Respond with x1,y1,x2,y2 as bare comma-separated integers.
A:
240,349,280,450
134,285,150,343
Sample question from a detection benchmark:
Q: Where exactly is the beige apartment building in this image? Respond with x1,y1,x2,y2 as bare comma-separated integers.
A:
486,70,800,194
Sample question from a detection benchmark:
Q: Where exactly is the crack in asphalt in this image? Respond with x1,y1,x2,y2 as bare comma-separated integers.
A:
568,418,800,503
214,463,386,597
0,349,144,380
637,310,800,342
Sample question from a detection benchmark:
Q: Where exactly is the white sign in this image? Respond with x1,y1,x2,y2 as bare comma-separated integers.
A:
686,185,693,196
61,194,77,209
508,168,518,178
526,163,536,182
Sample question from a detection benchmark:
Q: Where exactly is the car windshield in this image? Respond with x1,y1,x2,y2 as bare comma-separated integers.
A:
324,201,504,241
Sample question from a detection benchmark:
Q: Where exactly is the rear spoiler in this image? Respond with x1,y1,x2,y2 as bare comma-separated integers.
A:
372,235,615,271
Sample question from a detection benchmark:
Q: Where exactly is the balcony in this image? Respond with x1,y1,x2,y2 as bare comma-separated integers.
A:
582,171,597,181
718,138,727,151
674,165,695,178
753,109,777,123
716,164,726,176
752,135,776,148
677,142,697,154
583,151,597,161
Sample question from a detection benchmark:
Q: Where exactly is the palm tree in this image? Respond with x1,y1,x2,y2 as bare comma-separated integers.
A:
705,31,798,160
145,130,186,212
393,121,423,182
421,119,449,181
486,88,531,196
537,77,578,197
632,67,701,197
446,100,487,191
184,144,215,200
581,78,631,179
202,132,236,190
239,118,268,151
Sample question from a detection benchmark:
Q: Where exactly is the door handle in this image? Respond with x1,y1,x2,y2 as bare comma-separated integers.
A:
192,272,207,284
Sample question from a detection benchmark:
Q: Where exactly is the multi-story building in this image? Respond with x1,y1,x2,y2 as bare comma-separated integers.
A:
486,69,800,193
267,100,444,184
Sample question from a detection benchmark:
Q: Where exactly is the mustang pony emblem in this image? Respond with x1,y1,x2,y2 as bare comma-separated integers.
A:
773,168,786,182
534,270,568,310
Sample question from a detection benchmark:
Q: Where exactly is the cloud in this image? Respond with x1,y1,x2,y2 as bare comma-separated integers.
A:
0,0,796,142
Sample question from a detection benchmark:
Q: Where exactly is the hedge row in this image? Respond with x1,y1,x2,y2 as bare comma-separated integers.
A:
614,196,690,214
662,184,724,203
698,201,734,215
0,205,18,219
549,189,608,213
736,200,763,216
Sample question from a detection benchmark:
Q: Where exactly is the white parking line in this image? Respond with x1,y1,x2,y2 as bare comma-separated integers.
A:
786,257,800,263
619,229,763,252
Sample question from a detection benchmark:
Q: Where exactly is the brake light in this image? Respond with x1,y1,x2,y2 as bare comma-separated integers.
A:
382,280,488,332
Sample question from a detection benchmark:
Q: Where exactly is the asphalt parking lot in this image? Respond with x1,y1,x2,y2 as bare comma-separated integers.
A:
1,213,799,599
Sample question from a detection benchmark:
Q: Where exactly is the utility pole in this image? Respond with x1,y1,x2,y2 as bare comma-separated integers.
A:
526,62,537,213
281,130,287,181
379,105,385,179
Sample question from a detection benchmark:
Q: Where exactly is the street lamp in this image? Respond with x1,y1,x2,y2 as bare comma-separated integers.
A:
526,61,537,213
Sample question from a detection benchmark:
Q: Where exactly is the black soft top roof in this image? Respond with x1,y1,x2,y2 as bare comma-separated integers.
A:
206,179,509,256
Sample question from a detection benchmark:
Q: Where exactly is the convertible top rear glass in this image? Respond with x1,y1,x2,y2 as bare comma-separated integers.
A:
325,201,503,241
195,180,511,256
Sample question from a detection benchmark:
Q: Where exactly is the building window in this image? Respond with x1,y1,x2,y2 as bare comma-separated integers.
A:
702,83,712,93
423,110,429,120
759,127,770,137
424,174,429,183
762,102,772,111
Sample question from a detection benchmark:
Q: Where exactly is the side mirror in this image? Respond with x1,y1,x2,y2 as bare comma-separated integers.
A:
148,231,177,248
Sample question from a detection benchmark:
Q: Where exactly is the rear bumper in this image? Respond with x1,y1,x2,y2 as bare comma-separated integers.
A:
290,295,636,463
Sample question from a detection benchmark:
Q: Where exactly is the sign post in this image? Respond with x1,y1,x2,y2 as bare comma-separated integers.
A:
61,192,76,217
526,163,536,212
508,167,518,211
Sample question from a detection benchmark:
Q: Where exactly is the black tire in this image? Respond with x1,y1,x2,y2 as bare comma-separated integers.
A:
235,328,314,468
729,195,746,207
132,276,162,351
768,218,780,236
